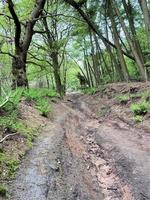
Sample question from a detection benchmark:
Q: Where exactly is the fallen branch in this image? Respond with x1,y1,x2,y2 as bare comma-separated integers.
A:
0,97,10,108
0,133,17,143
0,88,12,108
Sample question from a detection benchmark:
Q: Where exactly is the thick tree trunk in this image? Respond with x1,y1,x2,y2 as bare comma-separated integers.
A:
12,53,28,89
7,0,46,89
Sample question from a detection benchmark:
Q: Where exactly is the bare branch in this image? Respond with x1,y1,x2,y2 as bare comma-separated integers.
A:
64,0,135,61
0,133,17,143
0,50,15,58
33,30,46,34
7,0,21,49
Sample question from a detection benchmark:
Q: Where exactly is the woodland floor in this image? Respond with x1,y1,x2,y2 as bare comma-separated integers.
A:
1,82,150,200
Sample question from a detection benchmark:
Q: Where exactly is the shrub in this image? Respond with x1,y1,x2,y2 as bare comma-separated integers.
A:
0,152,20,178
22,88,56,117
130,101,150,116
0,112,18,130
35,98,51,117
6,159,20,177
23,88,59,102
2,88,24,113
116,94,130,104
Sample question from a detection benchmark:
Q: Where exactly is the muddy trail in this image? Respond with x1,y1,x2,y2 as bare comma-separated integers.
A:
7,93,150,200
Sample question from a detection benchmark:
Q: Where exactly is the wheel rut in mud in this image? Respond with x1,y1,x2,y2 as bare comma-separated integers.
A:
8,94,150,200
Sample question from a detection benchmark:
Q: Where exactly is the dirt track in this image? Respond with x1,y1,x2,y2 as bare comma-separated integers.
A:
8,93,150,200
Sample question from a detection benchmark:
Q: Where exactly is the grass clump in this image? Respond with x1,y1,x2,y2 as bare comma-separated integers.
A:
133,115,143,123
2,88,24,113
116,94,130,104
0,110,37,149
6,159,20,177
35,99,51,117
23,88,56,117
0,152,20,179
130,101,150,116
142,90,150,100
23,88,58,101
83,87,97,95
0,112,18,130
0,184,7,197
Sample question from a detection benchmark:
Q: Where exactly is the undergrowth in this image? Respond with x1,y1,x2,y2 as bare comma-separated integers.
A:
0,184,7,197
116,94,130,104
116,90,150,123
0,88,58,183
82,87,97,95
22,88,57,117
130,101,150,116
0,151,20,179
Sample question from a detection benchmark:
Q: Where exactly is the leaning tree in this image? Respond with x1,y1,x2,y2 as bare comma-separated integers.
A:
1,0,46,89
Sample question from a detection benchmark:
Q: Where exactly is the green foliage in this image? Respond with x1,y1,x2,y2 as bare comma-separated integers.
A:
0,152,20,178
35,99,51,117
6,159,20,177
126,59,140,80
65,62,80,90
116,94,130,104
0,88,23,113
0,152,7,164
0,184,7,197
0,111,37,147
141,91,150,100
82,87,97,95
0,111,18,130
116,90,150,104
130,92,142,100
133,115,143,123
23,88,56,117
23,88,58,101
130,101,150,116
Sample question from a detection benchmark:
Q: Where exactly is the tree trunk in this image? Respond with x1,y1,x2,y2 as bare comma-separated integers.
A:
52,52,64,96
65,0,135,61
139,0,150,48
89,31,101,86
113,0,147,81
46,74,50,89
94,33,113,81
109,3,129,82
7,0,46,89
43,16,64,96
83,49,91,87
12,53,28,89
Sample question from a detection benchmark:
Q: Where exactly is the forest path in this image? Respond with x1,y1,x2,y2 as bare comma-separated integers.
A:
8,93,150,200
